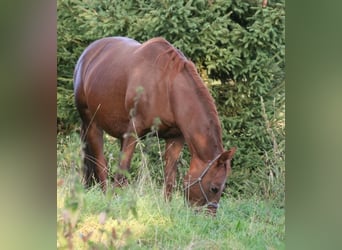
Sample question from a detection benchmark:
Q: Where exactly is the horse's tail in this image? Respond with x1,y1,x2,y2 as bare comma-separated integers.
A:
81,136,99,188
79,121,101,188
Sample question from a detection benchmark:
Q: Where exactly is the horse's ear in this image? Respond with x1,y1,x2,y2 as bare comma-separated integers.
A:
217,147,237,165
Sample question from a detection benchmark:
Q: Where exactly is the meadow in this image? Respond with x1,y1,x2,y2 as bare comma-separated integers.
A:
57,1,285,248
57,133,285,249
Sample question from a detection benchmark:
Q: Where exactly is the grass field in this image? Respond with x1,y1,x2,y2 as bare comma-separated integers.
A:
57,134,285,249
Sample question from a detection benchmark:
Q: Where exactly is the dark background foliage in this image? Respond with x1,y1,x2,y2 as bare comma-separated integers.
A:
57,0,285,206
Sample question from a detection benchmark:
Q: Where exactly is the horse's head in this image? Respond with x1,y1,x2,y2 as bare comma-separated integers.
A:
183,147,236,215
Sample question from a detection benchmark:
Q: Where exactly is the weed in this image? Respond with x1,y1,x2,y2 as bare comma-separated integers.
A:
57,134,284,249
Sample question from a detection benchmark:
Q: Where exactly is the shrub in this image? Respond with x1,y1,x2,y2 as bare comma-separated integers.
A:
57,0,285,205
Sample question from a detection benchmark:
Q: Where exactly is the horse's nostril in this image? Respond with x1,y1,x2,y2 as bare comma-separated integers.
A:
211,186,219,193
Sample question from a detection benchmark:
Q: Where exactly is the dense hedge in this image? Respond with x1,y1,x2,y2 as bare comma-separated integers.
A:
58,0,285,205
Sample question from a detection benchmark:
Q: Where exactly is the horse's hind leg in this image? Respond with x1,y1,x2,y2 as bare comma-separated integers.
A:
164,136,184,201
80,110,107,191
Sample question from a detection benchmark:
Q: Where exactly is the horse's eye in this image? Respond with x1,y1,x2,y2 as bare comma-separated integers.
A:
211,186,219,193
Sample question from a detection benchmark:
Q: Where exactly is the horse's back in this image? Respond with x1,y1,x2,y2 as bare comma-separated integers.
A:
73,37,142,137
73,36,179,139
74,37,140,92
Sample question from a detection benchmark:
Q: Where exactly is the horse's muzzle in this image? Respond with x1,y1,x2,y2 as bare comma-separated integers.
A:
206,202,219,215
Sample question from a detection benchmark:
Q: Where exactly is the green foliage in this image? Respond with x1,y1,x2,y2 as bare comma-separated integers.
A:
57,135,285,249
58,0,285,203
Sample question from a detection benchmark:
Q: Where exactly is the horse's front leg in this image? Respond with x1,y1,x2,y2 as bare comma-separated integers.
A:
164,136,184,201
114,122,139,188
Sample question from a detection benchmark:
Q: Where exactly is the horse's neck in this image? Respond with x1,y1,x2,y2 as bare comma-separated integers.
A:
172,72,223,162
185,111,223,161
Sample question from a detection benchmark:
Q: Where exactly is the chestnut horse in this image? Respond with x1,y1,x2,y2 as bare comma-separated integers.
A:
74,37,236,213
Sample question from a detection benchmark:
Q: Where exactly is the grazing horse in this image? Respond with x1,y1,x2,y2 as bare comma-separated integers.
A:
73,37,236,213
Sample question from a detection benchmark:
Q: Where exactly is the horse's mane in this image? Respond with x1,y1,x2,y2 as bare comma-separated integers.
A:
140,37,222,140
139,37,187,75
184,61,223,142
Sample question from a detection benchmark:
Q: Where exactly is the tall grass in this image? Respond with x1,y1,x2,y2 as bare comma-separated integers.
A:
57,133,284,249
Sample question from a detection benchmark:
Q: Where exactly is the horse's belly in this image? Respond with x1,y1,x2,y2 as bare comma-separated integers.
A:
96,112,130,139
103,122,129,138
157,124,182,138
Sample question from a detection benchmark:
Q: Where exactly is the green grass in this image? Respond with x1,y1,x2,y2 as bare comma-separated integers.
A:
57,133,284,249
